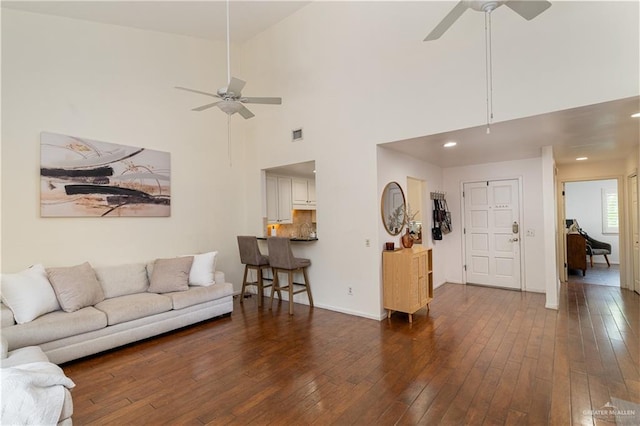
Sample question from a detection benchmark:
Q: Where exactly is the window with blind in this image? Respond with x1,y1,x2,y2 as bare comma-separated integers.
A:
602,188,618,234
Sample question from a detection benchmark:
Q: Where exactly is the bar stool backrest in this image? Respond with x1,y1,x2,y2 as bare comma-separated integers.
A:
266,237,296,270
237,236,268,266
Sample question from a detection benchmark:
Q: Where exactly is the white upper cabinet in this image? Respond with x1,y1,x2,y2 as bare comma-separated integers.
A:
266,175,292,224
292,178,316,210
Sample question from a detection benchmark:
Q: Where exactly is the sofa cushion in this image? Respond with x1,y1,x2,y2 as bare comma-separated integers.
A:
94,293,172,326
148,257,193,294
1,336,8,359
1,345,49,368
183,251,218,286
1,304,16,327
1,264,61,324
166,283,234,310
94,263,149,299
2,307,107,349
47,262,105,312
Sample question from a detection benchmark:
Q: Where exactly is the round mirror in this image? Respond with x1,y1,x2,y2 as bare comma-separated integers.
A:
381,182,406,235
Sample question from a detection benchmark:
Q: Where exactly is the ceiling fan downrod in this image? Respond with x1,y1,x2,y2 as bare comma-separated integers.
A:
225,0,231,86
485,7,494,135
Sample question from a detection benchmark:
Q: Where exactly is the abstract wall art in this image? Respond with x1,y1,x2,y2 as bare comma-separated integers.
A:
40,132,171,217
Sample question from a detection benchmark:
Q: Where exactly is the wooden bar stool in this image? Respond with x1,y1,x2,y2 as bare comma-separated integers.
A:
267,237,313,315
237,236,278,307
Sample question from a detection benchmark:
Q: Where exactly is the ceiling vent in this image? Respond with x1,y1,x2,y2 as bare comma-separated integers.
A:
292,128,303,142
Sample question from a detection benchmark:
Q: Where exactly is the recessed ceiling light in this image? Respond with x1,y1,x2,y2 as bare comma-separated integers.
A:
443,141,457,148
576,157,588,161
632,112,640,118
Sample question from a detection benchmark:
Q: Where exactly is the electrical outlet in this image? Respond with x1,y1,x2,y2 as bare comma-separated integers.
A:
365,239,370,247
527,229,535,237
348,286,353,296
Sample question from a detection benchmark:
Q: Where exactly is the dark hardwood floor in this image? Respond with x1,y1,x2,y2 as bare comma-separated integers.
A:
568,264,620,287
63,282,639,425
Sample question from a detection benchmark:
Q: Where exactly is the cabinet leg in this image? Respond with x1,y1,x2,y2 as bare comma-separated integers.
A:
409,313,413,324
387,309,392,320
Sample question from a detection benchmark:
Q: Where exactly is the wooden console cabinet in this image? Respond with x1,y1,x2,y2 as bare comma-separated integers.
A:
382,246,433,323
567,233,587,276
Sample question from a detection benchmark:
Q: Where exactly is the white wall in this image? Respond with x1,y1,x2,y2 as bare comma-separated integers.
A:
2,1,638,319
565,180,620,264
1,10,246,287
237,1,637,312
376,146,445,279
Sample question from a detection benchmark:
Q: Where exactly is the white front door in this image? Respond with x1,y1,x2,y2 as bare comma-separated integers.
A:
464,179,522,290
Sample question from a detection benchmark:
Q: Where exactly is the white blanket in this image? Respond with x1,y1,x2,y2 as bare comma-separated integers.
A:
1,361,75,426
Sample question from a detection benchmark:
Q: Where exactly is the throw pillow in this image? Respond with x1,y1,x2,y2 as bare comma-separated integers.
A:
47,262,105,313
1,264,61,324
94,263,149,299
148,257,193,293
183,251,218,286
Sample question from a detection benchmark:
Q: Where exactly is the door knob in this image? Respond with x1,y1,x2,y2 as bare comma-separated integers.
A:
509,237,519,242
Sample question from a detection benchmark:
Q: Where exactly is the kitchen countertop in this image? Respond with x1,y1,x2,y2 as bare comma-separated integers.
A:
257,237,318,242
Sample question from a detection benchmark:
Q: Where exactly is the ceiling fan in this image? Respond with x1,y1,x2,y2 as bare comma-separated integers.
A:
424,0,551,41
175,0,282,119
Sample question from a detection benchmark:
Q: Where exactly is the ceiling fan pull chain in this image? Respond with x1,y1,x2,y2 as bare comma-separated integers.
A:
228,115,232,166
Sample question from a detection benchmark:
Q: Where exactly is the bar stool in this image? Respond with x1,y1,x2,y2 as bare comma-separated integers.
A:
267,237,314,315
237,236,278,307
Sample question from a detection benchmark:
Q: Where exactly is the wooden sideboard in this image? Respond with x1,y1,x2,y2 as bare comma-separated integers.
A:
382,246,433,323
567,233,587,276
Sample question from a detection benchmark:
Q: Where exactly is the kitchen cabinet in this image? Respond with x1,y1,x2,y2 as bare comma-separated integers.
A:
292,178,316,210
266,175,292,224
382,246,433,323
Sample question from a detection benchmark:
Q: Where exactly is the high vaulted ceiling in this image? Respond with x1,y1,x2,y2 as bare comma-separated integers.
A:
1,1,311,42
3,1,638,167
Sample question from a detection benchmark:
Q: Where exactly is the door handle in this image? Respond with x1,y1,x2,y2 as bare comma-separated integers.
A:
509,237,519,242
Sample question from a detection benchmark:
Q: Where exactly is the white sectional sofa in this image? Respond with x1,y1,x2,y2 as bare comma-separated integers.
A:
1,252,234,365
1,338,74,425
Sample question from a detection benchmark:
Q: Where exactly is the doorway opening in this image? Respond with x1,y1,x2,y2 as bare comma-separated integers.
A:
564,179,620,287
406,177,425,244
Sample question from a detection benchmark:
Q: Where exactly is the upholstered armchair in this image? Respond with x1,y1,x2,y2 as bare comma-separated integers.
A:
581,231,612,267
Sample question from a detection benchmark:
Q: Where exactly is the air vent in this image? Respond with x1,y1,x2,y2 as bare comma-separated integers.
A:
292,128,303,142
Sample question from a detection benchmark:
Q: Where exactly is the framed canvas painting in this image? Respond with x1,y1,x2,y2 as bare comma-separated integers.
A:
40,132,171,217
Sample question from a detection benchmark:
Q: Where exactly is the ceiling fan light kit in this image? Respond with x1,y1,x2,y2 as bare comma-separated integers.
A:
424,0,552,134
218,100,243,115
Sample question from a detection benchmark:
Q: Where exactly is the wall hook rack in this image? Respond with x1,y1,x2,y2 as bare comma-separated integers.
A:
430,191,446,201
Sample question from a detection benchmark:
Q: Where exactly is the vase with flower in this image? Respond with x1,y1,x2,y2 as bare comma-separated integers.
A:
400,205,420,248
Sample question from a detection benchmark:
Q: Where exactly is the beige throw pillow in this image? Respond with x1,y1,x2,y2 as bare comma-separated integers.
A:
47,262,105,312
148,257,193,293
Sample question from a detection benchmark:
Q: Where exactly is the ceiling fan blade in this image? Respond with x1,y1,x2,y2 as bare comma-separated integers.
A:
424,1,469,41
238,105,255,119
192,101,221,112
226,77,246,97
505,0,551,20
175,86,220,98
240,97,282,105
